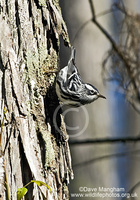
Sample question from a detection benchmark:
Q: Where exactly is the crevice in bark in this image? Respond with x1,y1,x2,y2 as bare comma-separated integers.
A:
15,0,21,54
47,30,51,53
8,142,12,199
18,134,34,199
0,51,6,104
1,69,6,104
3,125,12,155
34,0,41,9
28,0,33,18
44,84,62,143
10,71,26,117
5,0,9,15
28,0,37,45
37,129,46,170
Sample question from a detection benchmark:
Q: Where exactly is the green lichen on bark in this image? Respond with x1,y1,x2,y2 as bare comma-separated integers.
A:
36,121,56,168
38,0,46,7
25,46,58,168
26,46,58,95
52,0,59,7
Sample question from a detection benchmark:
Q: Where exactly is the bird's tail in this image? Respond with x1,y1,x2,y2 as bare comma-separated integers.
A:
67,46,77,76
69,46,76,65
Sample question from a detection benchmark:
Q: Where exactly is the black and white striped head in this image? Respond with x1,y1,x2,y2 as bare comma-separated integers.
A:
81,83,106,104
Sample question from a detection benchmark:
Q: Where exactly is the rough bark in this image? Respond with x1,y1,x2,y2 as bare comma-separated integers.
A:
0,0,73,199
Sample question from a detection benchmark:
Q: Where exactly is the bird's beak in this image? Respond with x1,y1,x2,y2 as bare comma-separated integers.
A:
97,93,106,99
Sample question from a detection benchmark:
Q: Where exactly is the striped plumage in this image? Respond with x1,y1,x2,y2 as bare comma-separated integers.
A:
56,47,106,106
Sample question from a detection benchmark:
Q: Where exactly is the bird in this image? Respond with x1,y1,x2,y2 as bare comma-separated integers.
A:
56,46,106,107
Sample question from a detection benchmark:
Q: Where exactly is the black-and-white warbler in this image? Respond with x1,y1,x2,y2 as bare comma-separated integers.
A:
56,46,106,106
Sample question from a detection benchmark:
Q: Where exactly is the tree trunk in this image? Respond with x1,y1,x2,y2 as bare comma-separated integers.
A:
0,0,73,199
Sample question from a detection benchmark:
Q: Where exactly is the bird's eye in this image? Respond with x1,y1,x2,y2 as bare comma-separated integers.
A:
90,90,96,95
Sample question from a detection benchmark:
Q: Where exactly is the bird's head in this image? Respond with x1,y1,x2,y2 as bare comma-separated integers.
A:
83,83,106,104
